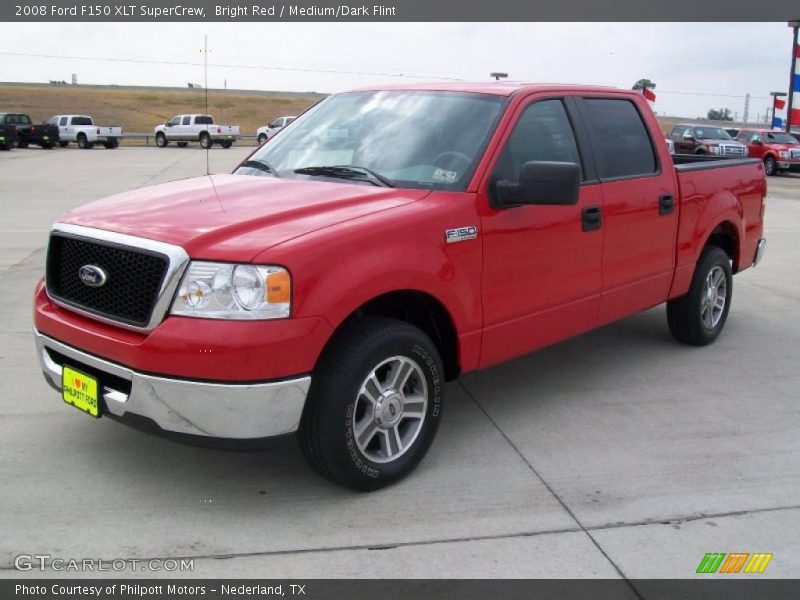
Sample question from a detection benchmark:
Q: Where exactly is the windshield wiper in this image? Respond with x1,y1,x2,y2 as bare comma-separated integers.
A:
240,159,280,177
293,165,395,188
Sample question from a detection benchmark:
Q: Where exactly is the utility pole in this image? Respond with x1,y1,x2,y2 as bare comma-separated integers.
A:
742,93,750,124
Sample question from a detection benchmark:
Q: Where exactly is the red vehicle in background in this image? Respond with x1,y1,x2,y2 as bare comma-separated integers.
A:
736,129,800,176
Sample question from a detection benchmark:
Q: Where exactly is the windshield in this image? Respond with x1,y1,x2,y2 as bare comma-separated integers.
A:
764,132,798,145
237,90,506,190
694,127,731,140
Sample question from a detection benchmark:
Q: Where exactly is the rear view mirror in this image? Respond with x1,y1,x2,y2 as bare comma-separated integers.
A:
495,161,580,207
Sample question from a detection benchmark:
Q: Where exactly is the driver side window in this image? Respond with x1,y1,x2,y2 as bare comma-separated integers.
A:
492,99,582,185
167,116,181,126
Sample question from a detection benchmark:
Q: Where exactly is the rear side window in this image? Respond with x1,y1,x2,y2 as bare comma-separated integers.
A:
584,99,657,179
17,114,31,124
5,114,18,124
71,117,92,126
182,116,191,125
195,115,214,125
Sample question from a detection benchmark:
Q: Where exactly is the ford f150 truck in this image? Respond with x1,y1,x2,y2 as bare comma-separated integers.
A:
257,115,297,144
670,123,748,157
735,128,800,176
34,83,767,491
0,113,58,148
47,115,122,149
155,114,239,148
0,118,18,150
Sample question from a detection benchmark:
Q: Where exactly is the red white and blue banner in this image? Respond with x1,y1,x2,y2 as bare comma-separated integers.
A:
791,41,800,126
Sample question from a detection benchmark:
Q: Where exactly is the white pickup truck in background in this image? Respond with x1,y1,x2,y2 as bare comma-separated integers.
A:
154,114,240,149
46,115,122,149
257,115,297,144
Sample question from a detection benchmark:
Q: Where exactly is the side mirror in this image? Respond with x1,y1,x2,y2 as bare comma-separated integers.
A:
495,161,580,208
751,139,763,146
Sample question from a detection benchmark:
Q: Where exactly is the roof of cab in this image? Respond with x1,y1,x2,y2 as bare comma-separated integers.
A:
351,81,632,97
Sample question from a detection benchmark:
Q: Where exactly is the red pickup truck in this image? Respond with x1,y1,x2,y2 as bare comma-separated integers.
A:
735,128,800,176
34,83,767,490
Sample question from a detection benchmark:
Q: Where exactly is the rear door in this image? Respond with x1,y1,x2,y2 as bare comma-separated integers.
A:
577,95,679,324
478,95,604,367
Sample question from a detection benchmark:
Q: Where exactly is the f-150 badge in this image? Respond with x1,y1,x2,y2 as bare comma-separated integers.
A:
445,226,478,243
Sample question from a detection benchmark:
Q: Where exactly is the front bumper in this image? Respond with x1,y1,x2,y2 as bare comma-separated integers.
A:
776,161,800,172
35,329,311,439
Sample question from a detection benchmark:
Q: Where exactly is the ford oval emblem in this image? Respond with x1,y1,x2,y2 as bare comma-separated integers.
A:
78,265,107,288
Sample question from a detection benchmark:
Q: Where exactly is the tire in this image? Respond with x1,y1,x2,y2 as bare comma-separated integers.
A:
155,132,167,148
77,134,92,149
199,133,211,149
667,246,732,346
299,317,444,491
220,141,233,149
176,142,188,148
42,142,53,149
58,141,68,148
104,141,118,149
258,133,267,145
764,156,776,177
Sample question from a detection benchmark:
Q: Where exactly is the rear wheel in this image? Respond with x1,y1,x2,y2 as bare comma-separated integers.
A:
77,134,92,149
667,246,732,346
299,318,444,491
199,133,211,149
155,132,167,147
764,156,776,176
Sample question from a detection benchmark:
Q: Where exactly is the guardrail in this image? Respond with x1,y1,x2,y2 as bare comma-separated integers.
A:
122,133,262,146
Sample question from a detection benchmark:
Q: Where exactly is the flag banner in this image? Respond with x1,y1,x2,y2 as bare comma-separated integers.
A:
773,117,784,128
775,98,786,110
643,88,656,102
791,108,800,127
796,43,800,60
794,73,800,93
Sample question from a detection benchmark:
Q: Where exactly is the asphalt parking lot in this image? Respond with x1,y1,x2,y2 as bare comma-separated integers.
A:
1,146,799,583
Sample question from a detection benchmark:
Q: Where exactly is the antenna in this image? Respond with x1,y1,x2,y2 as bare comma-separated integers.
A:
203,34,209,176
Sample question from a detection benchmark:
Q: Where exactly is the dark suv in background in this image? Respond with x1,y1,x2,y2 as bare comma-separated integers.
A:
670,124,748,157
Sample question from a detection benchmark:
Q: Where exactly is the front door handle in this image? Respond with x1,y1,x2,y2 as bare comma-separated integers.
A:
582,205,602,232
659,194,675,216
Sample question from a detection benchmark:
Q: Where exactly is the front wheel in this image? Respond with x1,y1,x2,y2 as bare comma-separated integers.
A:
764,156,776,177
258,133,267,145
667,246,732,346
155,133,167,147
299,318,444,491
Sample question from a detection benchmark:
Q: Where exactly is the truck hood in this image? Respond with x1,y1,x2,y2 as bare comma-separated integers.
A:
60,174,427,261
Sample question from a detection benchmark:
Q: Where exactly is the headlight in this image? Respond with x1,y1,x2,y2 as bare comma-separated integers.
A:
779,151,790,159
709,146,720,154
171,262,291,319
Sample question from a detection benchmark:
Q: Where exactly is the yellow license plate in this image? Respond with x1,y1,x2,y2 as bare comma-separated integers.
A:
63,366,100,417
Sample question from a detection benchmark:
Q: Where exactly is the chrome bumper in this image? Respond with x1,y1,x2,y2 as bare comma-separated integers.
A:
753,238,767,267
34,330,310,439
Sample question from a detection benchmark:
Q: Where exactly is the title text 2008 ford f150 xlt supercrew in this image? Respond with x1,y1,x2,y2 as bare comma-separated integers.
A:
34,83,767,490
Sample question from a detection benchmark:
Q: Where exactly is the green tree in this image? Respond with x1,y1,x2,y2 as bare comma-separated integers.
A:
707,108,733,121
632,78,656,91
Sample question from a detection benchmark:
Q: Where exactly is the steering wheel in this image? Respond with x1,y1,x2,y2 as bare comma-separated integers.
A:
432,151,472,171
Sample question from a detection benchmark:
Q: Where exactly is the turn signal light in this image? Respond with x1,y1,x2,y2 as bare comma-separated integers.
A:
266,270,291,303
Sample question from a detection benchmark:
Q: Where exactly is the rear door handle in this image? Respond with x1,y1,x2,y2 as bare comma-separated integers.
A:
659,194,675,216
582,205,602,232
